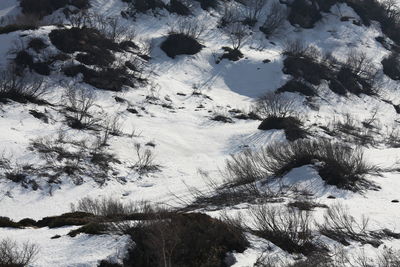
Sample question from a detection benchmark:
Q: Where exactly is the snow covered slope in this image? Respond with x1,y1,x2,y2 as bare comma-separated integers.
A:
1,0,400,266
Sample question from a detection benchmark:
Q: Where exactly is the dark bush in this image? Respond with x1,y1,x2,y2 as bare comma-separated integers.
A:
14,50,51,76
277,79,317,96
331,67,375,96
124,213,248,267
194,0,219,10
0,217,21,228
68,222,108,237
211,114,234,123
75,50,115,67
28,38,47,52
0,24,37,34
283,55,332,85
49,28,120,55
0,70,47,104
217,47,244,62
345,0,400,45
283,44,378,96
20,0,90,17
63,64,134,91
288,0,322,28
161,33,203,58
35,211,96,228
258,116,308,141
315,0,338,12
167,0,191,16
18,218,37,227
382,52,400,80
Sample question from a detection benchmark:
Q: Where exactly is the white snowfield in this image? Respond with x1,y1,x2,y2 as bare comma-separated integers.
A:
0,0,400,266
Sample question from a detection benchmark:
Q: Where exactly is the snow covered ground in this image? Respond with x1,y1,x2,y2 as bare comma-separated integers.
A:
0,0,400,266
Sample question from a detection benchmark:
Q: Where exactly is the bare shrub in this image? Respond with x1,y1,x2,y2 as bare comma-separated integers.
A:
344,50,378,84
225,139,377,191
241,0,268,26
67,11,135,42
0,69,46,104
219,2,241,27
282,38,307,56
99,114,123,146
64,85,100,129
318,203,380,247
260,2,287,37
224,22,249,50
0,238,39,266
71,196,154,217
224,149,265,186
254,92,307,141
376,248,400,267
169,18,206,39
254,92,296,118
132,143,159,174
250,205,320,255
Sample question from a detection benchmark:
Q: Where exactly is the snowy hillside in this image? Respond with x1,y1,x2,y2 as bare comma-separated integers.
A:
1,0,400,266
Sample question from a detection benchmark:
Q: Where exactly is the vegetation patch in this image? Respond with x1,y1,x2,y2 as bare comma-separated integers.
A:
277,79,317,97
161,33,203,58
20,0,90,17
382,52,400,80
123,213,248,267
258,116,308,141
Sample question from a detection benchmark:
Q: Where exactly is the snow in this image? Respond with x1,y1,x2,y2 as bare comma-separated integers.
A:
0,0,400,265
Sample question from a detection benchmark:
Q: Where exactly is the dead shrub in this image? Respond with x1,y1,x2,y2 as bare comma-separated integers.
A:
318,203,381,247
0,69,47,104
225,139,377,191
64,86,99,130
0,238,39,266
250,205,322,255
132,143,159,174
260,2,287,37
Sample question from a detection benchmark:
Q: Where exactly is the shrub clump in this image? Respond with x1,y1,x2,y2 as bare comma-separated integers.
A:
161,33,203,58
0,238,39,267
282,42,379,96
0,24,37,34
35,211,97,228
123,213,248,267
288,0,323,28
264,139,376,190
250,205,322,255
382,52,400,80
277,79,317,97
0,217,21,228
49,27,119,55
20,0,90,17
0,70,47,104
258,116,308,141
167,0,191,16
255,92,308,141
225,139,377,191
345,0,400,46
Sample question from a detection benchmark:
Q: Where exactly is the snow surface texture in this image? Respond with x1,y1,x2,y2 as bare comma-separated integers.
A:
0,0,400,266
